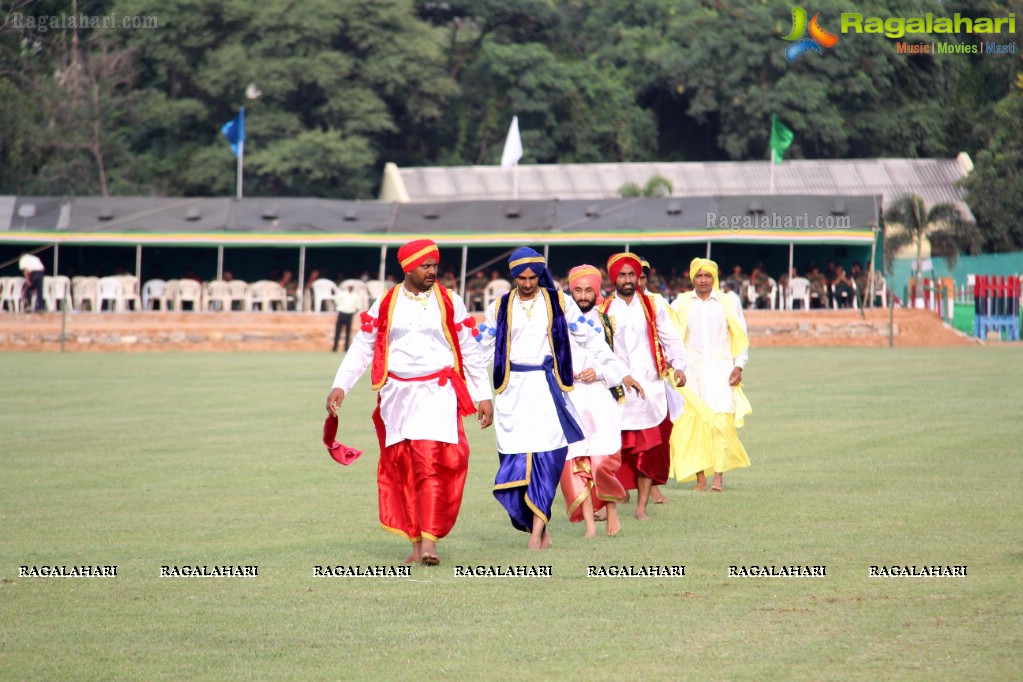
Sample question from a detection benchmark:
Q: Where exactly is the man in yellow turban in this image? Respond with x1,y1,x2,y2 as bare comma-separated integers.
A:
668,257,752,491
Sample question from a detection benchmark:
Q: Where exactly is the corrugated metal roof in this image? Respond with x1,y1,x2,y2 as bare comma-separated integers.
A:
396,157,973,220
0,195,878,247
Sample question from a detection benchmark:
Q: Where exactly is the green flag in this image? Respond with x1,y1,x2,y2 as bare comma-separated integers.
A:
769,114,794,164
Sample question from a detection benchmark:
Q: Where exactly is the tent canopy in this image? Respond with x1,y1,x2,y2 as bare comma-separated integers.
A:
0,194,879,248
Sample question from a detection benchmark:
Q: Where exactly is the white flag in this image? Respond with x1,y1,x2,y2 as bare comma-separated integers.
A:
500,116,523,171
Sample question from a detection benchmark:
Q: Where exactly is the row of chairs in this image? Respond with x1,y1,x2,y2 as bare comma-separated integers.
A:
781,277,888,310
307,278,513,313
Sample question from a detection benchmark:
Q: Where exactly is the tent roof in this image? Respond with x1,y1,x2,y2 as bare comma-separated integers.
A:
386,155,973,221
0,195,879,247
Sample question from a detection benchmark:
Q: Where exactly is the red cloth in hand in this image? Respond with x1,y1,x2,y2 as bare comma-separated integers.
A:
323,414,364,465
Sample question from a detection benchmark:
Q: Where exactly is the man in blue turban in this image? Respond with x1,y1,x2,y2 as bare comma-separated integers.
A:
475,247,644,550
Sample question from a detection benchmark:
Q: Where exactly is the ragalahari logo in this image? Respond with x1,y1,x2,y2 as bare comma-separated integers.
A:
782,7,839,62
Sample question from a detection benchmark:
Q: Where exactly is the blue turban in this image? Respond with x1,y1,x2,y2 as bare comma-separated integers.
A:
508,247,557,291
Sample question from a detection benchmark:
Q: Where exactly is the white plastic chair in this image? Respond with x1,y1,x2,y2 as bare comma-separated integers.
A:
787,277,811,311
159,280,179,311
173,280,202,311
202,280,233,311
116,275,143,311
0,276,27,312
72,276,99,312
228,280,249,311
247,280,287,312
43,275,72,312
366,279,390,305
311,279,340,312
97,277,126,312
142,279,166,310
483,279,512,310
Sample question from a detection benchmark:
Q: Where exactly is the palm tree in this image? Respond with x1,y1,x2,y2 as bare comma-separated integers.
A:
883,194,981,306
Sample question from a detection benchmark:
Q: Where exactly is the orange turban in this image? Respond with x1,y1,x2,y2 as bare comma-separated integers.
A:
568,264,604,305
607,252,642,283
397,239,440,272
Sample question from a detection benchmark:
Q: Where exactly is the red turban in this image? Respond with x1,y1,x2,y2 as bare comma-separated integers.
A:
607,252,642,283
568,264,604,305
397,239,440,272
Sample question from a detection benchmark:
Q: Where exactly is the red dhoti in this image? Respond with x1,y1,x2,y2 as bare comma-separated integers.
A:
373,397,470,542
559,454,627,523
616,415,673,489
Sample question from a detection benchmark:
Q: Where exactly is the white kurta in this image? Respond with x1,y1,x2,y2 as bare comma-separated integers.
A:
566,308,624,459
603,293,687,429
479,291,628,454
670,289,748,413
332,288,492,447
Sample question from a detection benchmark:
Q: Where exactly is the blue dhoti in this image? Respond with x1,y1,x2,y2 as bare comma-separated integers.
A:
493,447,568,532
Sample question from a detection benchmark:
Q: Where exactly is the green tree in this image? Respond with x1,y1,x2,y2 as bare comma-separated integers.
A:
963,87,1023,252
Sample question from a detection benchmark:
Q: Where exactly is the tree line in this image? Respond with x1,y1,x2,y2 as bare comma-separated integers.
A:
1,0,1020,251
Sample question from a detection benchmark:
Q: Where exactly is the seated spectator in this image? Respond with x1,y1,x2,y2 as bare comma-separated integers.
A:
832,266,855,308
745,265,772,309
805,264,828,309
725,264,745,298
467,270,487,311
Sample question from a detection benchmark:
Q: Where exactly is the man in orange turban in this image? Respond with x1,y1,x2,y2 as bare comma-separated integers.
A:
325,238,494,566
557,264,629,537
599,252,688,520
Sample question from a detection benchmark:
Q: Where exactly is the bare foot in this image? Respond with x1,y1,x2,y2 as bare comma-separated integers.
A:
527,535,543,550
711,473,723,492
420,538,440,565
404,543,422,565
635,506,649,521
606,505,621,537
694,482,707,492
584,527,597,538
541,528,553,549
594,508,608,522
651,486,668,504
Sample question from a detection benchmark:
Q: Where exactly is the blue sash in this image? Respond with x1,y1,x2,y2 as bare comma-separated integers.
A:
510,356,584,444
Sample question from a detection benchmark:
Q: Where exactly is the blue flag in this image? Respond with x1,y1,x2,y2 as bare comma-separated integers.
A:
221,107,245,157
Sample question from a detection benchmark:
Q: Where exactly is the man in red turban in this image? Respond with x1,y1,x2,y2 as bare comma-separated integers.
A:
599,252,687,520
325,238,494,566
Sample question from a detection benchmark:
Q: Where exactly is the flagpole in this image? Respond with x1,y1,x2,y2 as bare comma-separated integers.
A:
513,165,519,201
236,140,244,199
770,149,776,194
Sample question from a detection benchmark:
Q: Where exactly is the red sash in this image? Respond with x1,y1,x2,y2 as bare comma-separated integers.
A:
387,368,477,417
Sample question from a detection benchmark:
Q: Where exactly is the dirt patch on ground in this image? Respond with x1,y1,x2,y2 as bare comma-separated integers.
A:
0,307,978,352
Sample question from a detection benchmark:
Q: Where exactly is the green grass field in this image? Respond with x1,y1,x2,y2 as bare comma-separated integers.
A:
1,348,1020,680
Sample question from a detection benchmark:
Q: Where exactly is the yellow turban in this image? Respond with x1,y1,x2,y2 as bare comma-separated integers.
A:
689,257,720,290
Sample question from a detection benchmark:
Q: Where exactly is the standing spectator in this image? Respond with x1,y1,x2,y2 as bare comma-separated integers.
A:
19,252,46,312
332,280,361,352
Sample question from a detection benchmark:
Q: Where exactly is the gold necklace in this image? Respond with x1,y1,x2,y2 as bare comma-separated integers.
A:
517,292,539,318
401,285,433,308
